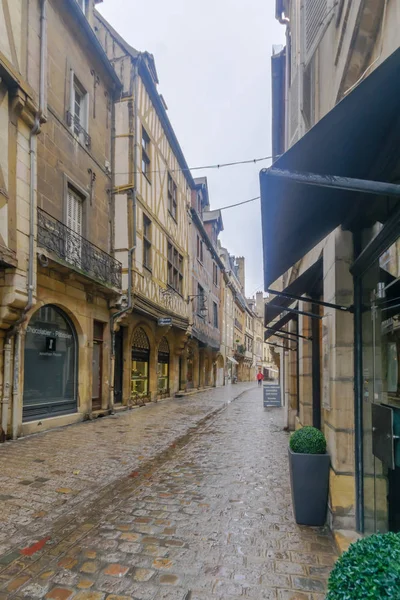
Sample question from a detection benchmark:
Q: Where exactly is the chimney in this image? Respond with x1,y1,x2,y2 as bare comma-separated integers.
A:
236,257,245,292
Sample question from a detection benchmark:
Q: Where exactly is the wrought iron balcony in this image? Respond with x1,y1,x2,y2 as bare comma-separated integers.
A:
37,208,122,289
66,111,91,148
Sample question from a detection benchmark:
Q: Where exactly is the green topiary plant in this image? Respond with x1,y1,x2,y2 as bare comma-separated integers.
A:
289,426,326,454
326,532,400,599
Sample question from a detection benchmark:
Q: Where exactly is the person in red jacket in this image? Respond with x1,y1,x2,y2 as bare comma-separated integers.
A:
256,370,264,387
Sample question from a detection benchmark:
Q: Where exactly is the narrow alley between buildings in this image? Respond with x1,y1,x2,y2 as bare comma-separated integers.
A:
0,385,336,600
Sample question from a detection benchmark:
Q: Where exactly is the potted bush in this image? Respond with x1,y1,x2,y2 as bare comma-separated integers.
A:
327,532,400,599
289,426,330,526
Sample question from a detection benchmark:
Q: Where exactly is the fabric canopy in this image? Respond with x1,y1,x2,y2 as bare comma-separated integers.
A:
261,47,400,288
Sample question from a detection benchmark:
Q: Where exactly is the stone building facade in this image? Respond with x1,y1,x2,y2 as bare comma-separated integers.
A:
185,177,224,390
1,0,122,439
266,0,400,543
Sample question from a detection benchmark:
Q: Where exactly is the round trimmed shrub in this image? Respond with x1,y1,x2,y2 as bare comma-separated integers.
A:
327,532,400,599
289,426,326,454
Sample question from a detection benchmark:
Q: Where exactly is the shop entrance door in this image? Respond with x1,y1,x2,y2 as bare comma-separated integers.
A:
363,270,400,533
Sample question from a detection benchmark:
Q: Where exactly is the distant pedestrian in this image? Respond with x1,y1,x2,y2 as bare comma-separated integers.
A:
257,371,264,387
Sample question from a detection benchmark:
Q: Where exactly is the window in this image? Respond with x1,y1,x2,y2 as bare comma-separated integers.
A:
66,185,84,266
197,284,205,317
76,0,86,12
143,214,152,271
197,236,204,263
213,302,218,328
23,305,77,421
168,173,177,220
70,75,89,140
142,127,151,181
196,235,204,262
213,263,218,286
167,242,183,294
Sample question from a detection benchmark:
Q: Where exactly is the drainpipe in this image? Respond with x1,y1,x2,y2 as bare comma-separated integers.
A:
276,9,290,150
1,0,47,441
109,55,141,411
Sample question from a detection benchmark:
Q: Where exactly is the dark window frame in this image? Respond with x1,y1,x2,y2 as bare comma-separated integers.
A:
141,127,151,182
143,213,152,271
167,241,183,295
168,173,178,220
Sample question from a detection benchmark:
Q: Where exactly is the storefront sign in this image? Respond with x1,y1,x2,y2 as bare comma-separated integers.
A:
263,384,281,407
158,318,172,326
27,325,72,339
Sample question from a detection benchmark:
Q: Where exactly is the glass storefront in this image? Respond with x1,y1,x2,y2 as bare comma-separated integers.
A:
361,237,400,533
131,327,150,400
23,305,77,421
157,337,169,395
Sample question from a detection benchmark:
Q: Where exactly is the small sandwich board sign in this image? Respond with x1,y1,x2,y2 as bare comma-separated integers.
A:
263,383,282,408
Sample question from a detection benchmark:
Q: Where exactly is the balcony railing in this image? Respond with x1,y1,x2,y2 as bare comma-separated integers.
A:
66,111,91,148
37,208,122,289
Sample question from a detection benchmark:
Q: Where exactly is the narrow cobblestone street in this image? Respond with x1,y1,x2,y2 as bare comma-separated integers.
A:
0,386,337,599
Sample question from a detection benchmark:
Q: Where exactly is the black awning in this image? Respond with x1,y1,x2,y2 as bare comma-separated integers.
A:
261,47,400,289
265,257,322,325
265,311,295,341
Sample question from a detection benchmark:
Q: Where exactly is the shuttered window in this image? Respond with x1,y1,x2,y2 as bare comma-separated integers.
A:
303,0,332,63
67,187,83,235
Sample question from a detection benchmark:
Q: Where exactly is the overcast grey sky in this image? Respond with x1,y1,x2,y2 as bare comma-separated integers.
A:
98,0,285,297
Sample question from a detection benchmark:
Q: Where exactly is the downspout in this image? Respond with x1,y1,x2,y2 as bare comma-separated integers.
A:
1,0,46,441
277,9,290,149
109,55,141,410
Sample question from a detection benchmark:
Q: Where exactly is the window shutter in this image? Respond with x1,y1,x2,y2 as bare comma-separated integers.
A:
67,189,83,236
303,0,331,63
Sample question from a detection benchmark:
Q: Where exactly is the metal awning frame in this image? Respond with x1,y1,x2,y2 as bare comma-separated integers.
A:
267,168,400,199
265,328,312,342
266,287,353,313
278,305,323,319
265,341,297,351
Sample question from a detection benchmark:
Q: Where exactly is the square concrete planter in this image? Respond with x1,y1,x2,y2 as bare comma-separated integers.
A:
288,447,330,526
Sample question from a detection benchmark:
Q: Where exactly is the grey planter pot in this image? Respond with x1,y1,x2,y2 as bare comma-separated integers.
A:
288,447,330,526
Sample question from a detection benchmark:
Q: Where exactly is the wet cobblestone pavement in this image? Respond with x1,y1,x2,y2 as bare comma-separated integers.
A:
0,385,337,599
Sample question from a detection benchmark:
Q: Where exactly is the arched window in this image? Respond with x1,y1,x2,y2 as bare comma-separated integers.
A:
157,337,169,396
23,305,78,421
131,327,150,398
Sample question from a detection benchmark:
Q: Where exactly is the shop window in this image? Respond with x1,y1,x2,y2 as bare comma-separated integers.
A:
131,327,150,400
157,337,170,396
23,305,78,421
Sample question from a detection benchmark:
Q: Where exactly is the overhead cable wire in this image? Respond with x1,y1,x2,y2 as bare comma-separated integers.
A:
113,154,275,176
